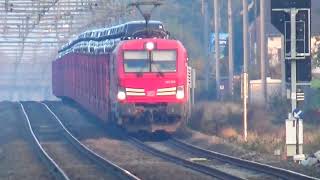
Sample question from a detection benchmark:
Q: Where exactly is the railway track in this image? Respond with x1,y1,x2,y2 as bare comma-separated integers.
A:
32,100,318,180
128,134,320,180
46,101,215,180
127,136,245,180
169,138,319,180
20,102,139,180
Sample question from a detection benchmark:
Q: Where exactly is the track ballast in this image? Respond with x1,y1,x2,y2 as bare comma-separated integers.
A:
20,101,139,180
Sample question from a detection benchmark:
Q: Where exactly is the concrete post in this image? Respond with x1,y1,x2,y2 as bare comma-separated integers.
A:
228,0,234,97
260,0,267,104
214,0,220,100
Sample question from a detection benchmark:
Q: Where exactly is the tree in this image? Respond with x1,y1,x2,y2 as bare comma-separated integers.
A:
311,36,320,68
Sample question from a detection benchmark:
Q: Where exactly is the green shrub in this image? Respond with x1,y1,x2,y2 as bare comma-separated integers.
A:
311,79,320,89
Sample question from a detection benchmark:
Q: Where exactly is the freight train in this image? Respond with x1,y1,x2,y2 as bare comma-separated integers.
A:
52,20,190,133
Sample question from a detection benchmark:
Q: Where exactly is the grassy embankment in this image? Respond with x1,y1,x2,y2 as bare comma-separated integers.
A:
188,98,320,157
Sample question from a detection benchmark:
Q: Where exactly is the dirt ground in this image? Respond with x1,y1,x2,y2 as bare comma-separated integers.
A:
46,101,213,180
176,129,320,179
0,102,53,180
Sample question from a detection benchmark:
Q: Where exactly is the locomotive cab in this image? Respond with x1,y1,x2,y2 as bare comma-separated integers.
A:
111,39,189,133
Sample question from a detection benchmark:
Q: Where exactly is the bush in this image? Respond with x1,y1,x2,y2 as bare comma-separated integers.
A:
267,92,289,124
311,79,320,89
189,102,242,135
304,88,320,124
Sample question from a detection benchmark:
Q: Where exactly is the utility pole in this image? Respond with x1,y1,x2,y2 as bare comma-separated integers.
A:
214,0,220,100
260,0,267,104
203,0,210,91
228,0,234,97
281,35,286,97
242,0,249,142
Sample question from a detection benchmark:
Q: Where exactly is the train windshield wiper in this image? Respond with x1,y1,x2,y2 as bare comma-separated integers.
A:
136,68,144,77
152,65,164,77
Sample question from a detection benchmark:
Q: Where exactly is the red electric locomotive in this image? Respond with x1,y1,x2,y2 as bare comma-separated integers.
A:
52,20,190,133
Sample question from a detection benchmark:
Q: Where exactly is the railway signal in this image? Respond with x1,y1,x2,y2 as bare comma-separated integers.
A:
285,58,312,82
271,0,311,159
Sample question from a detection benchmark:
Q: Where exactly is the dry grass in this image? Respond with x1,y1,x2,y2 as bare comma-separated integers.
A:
189,101,288,154
242,131,284,154
190,100,320,157
189,101,242,135
219,127,238,139
303,127,320,154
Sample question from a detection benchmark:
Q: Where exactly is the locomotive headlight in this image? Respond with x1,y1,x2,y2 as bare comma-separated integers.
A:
176,86,184,100
145,42,155,51
117,89,126,101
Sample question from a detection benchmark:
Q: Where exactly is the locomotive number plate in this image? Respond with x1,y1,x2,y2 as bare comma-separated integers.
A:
146,91,155,97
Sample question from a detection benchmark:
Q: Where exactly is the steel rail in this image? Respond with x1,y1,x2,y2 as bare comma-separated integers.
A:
19,102,70,180
171,138,319,180
41,102,140,180
127,136,244,180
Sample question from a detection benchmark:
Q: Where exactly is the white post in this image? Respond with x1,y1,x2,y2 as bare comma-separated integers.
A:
242,0,249,142
281,35,286,97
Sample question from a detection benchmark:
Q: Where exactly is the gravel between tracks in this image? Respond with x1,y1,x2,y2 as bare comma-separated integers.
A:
146,141,274,180
0,102,53,180
46,101,213,180
43,142,110,180
23,101,117,180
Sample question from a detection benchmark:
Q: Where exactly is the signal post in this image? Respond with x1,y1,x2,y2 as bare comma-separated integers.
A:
271,0,311,160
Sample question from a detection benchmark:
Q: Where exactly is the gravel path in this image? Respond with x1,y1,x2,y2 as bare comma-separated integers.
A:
0,102,53,180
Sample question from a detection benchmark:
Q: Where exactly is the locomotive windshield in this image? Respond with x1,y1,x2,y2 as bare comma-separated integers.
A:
124,51,149,73
151,51,176,72
123,50,176,73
